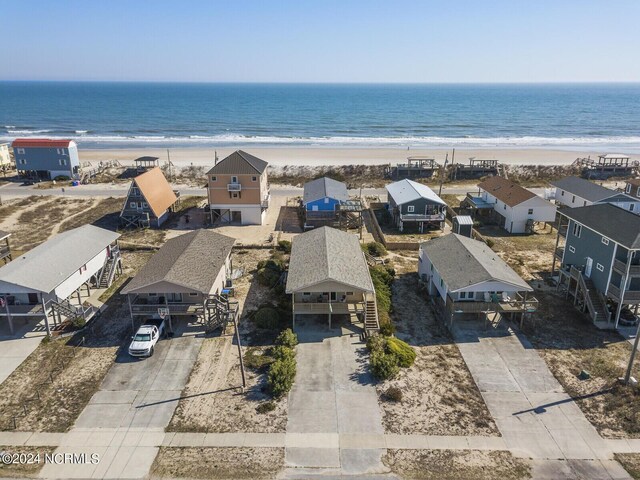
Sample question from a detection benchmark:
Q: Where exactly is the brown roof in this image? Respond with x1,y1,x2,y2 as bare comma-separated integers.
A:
626,178,640,187
477,176,536,207
121,230,235,294
206,150,268,175
132,167,178,217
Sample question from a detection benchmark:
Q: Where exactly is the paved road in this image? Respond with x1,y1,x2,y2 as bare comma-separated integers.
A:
39,321,203,480
285,318,389,477
452,318,631,480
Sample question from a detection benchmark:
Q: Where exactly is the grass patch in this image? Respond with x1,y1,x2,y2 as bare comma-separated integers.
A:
615,453,640,479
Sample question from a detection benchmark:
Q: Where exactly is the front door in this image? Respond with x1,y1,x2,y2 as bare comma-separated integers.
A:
585,257,593,278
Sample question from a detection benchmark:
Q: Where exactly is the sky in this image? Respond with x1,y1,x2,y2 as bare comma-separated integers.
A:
1,0,639,83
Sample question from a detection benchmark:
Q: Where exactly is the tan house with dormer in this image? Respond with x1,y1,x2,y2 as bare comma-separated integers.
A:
206,150,270,225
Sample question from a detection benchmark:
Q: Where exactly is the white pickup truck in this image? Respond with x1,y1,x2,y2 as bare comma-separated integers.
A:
128,318,165,357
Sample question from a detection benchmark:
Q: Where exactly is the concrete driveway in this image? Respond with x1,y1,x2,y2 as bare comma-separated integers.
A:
285,317,389,476
0,318,47,385
39,321,203,479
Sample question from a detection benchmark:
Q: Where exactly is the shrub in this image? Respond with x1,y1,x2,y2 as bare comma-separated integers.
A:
256,401,277,414
363,242,387,257
277,240,292,253
71,316,86,329
485,238,495,248
366,334,386,353
244,347,274,372
268,356,296,397
270,345,295,361
384,386,403,402
54,175,70,181
253,307,280,330
379,321,396,337
275,328,298,348
256,258,285,286
370,349,400,380
386,337,416,368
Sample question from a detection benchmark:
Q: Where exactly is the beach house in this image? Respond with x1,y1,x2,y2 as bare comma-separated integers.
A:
206,150,270,225
303,176,349,227
385,179,447,232
464,176,556,234
122,230,236,328
553,203,640,328
286,226,379,334
0,225,121,335
11,138,80,181
419,234,537,325
120,167,179,228
551,176,639,212
0,143,11,173
624,179,640,200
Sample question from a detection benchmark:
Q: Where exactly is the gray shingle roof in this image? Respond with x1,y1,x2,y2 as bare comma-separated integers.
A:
0,225,119,293
122,230,235,294
551,176,618,202
303,177,349,205
206,150,268,175
560,203,640,250
286,227,374,293
420,234,532,292
386,179,446,206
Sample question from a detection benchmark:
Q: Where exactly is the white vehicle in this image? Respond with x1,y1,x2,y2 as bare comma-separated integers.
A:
128,318,165,357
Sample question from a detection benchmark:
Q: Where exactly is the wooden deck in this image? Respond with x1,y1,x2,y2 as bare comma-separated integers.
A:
293,302,364,315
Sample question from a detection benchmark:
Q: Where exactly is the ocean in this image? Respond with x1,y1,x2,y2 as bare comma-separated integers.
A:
1,82,639,150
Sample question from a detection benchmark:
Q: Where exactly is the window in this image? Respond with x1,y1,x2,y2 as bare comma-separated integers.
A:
440,278,444,287
430,264,433,272
503,204,507,210
596,263,604,272
189,292,198,297
16,148,24,154
252,176,257,182
232,192,239,198
407,205,415,213
572,223,582,238
346,292,354,296
626,184,632,193
130,202,136,208
572,195,576,203
459,291,474,300
568,245,576,253
149,293,157,297
631,204,635,212
302,292,311,297
583,201,587,206
79,264,87,274
602,237,609,245
142,202,148,208
561,190,565,196
231,176,238,183
324,198,330,204
211,176,217,182
528,208,534,215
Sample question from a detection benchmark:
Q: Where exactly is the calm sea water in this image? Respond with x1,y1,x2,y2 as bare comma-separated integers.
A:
1,82,639,150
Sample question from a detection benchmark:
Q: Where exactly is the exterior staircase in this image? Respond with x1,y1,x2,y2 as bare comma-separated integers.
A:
98,248,120,289
580,275,609,323
364,296,380,336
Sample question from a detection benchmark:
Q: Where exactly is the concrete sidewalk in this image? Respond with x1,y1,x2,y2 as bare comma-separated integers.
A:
452,319,631,480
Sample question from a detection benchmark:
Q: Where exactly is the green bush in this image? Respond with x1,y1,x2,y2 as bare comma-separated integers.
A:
277,240,292,253
370,348,400,380
256,401,277,414
244,347,274,372
253,307,281,330
386,337,416,368
384,386,403,402
270,345,295,361
256,258,285,286
485,238,495,248
366,334,386,353
268,356,296,398
379,321,395,337
363,242,387,257
72,316,86,329
54,175,70,181
275,328,298,348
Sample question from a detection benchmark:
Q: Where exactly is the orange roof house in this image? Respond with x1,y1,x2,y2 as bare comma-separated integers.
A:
120,167,179,228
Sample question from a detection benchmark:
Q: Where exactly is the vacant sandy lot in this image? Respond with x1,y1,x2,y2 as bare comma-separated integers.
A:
376,253,499,436
150,447,284,479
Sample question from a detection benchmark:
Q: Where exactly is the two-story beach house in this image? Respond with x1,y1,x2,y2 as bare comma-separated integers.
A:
122,230,237,330
463,176,556,234
120,167,179,228
302,176,349,227
385,179,447,232
286,226,379,334
624,179,640,200
207,150,270,225
553,203,640,328
0,225,121,335
11,138,80,180
551,176,639,213
0,143,12,173
419,234,537,326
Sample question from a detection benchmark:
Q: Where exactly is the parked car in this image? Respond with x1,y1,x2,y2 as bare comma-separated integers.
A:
128,317,165,357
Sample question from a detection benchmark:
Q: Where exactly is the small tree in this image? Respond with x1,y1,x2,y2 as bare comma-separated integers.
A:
268,356,296,398
386,337,416,368
370,349,400,380
275,328,298,348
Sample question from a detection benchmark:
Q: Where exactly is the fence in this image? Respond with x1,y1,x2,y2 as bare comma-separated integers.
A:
365,205,421,251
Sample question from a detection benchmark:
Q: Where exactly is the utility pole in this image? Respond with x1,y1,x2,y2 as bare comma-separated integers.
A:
438,153,449,197
624,320,640,384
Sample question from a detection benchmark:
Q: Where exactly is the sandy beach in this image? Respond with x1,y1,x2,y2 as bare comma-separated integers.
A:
79,146,611,169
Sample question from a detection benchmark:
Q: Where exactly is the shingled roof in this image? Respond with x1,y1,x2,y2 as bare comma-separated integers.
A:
551,176,618,203
122,230,235,294
206,150,268,175
386,179,446,206
129,167,178,217
303,177,349,205
421,234,532,292
559,203,640,250
477,176,537,207
286,227,374,293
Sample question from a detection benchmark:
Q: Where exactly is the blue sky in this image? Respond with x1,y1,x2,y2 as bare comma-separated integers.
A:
2,0,639,83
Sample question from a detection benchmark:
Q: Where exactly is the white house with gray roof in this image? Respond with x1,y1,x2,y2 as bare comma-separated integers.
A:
419,234,537,324
0,225,121,335
286,227,379,333
551,176,639,213
386,179,447,232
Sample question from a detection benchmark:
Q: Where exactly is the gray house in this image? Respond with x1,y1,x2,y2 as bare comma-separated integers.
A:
11,139,80,180
553,203,640,327
385,179,447,232
120,167,179,228
552,176,639,212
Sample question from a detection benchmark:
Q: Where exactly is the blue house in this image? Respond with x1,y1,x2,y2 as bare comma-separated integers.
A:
11,139,80,180
303,177,349,227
